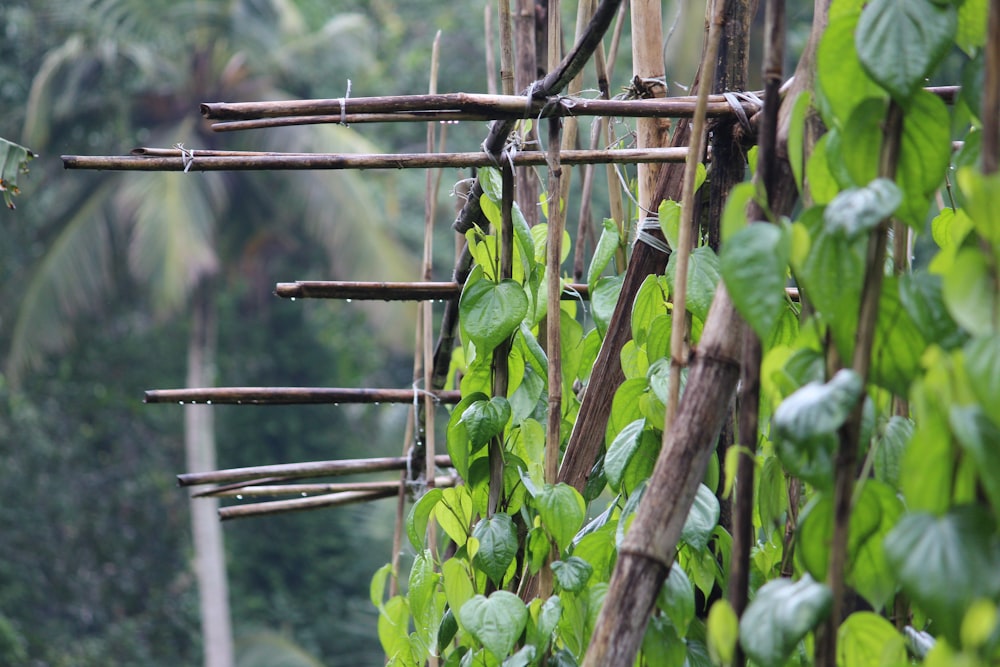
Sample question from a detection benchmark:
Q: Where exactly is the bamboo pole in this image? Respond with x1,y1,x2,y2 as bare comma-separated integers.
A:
144,387,462,405
274,280,592,301
199,476,457,498
63,147,690,172
178,454,454,487
729,3,777,666
201,91,759,122
219,489,398,520
630,0,671,214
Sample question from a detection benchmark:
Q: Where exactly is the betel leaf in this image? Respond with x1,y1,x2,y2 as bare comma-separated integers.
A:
884,506,1000,645
604,418,646,493
447,391,491,479
707,600,740,667
479,166,503,201
588,218,621,289
722,181,755,242
874,416,913,490
856,0,957,102
658,199,682,250
666,246,720,323
823,178,901,239
461,396,512,449
956,0,987,55
503,645,537,667
680,484,720,553
472,513,519,586
407,488,444,550
657,563,695,637
871,276,926,396
535,483,586,553
949,406,1000,515
837,612,907,667
772,369,864,489
720,222,790,340
408,550,443,645
551,557,594,593
591,275,623,338
460,274,529,354
526,595,561,650
942,247,999,337
899,272,964,350
632,274,670,346
795,222,865,360
896,90,951,230
957,167,1000,247
441,558,474,630
435,485,474,546
837,98,887,187
816,12,884,128
964,334,1000,414
459,591,529,660
641,615,687,667
739,575,832,667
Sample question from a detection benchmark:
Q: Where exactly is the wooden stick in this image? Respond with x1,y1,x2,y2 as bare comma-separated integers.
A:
144,387,462,405
199,89,756,122
275,280,592,301
63,147,690,172
178,454,454,487
219,489,398,520
201,476,457,498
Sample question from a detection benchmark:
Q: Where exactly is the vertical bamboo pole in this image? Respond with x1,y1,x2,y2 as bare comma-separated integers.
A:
630,0,670,214
515,0,540,226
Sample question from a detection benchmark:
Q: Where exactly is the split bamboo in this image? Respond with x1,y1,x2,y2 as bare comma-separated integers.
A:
201,476,457,498
219,489,398,520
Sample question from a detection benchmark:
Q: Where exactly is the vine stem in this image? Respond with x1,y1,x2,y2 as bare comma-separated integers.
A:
816,99,904,667
731,4,785,663
665,0,726,434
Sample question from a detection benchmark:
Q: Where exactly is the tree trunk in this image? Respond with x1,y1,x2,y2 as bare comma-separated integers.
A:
185,284,234,667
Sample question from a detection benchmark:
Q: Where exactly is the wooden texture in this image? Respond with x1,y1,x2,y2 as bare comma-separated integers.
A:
583,288,746,666
63,147,690,172
274,280,590,301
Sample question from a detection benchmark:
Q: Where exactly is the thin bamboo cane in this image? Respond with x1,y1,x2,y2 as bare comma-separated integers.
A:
219,489,398,520
199,476,458,498
274,280,592,301
178,454,454,487
144,387,462,405
63,147,690,172
201,92,758,122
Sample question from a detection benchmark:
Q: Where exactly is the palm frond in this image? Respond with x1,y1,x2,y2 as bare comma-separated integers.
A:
6,183,116,384
21,35,86,149
117,168,224,316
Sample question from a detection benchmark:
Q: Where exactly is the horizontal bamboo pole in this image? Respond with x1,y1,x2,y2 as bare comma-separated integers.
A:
211,112,488,132
201,91,760,121
219,488,398,520
62,147,689,172
199,475,457,498
144,386,462,405
275,280,591,301
178,454,454,487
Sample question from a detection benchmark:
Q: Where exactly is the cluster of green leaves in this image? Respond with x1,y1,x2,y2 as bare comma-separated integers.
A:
708,0,999,664
374,0,1000,664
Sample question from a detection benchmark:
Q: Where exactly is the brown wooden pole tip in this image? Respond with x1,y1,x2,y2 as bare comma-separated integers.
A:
274,280,591,301
178,454,453,487
144,387,462,405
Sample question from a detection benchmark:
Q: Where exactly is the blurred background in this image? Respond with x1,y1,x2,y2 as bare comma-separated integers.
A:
0,1,815,664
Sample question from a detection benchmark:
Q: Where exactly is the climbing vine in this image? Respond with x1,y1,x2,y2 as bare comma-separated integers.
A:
372,0,998,665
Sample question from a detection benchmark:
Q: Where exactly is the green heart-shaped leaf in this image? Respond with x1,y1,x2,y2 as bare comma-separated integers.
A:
471,513,518,586
460,274,529,354
458,591,528,659
739,575,832,667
